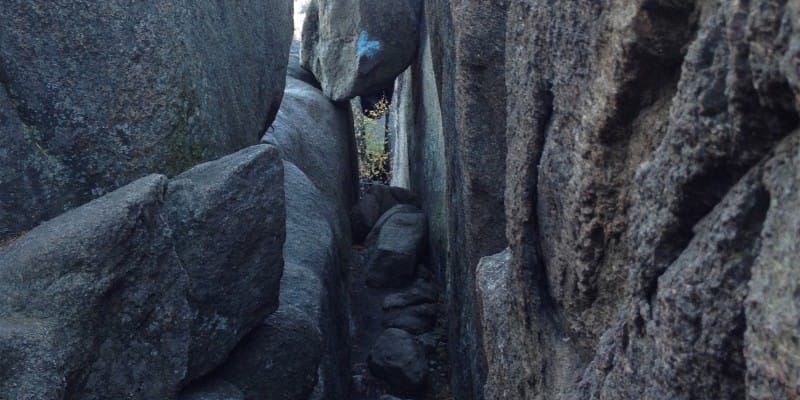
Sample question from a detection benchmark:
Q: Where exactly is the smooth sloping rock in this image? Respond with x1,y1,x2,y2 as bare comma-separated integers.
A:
166,144,285,382
0,175,191,400
0,1,292,242
263,77,359,241
215,307,322,400
351,185,420,243
179,379,245,400
300,0,422,101
368,328,428,393
365,206,427,288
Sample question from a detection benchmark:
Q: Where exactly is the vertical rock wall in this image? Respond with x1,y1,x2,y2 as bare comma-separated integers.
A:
0,0,292,242
393,0,800,399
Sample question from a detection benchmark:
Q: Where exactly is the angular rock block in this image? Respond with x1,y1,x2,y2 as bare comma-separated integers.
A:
0,0,293,243
300,0,422,101
166,144,286,382
0,175,190,400
368,328,428,393
365,205,427,288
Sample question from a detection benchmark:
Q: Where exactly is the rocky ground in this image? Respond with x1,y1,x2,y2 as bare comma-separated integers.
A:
347,185,453,400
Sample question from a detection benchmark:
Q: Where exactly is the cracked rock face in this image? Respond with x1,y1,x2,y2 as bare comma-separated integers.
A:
0,0,292,243
300,0,421,101
394,0,800,399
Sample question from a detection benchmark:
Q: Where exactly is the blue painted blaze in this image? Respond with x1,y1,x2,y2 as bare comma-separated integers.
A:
356,31,381,58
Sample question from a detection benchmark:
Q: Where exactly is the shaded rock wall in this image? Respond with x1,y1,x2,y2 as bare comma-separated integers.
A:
389,1,509,398
393,0,800,399
0,0,292,242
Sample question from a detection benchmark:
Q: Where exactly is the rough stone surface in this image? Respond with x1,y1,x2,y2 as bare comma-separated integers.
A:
382,303,437,334
263,76,359,237
0,175,191,400
368,328,428,394
365,206,427,288
214,306,323,400
394,0,800,399
351,185,419,243
166,145,286,382
300,0,422,101
388,2,508,397
261,69,359,399
382,281,438,310
0,1,292,242
179,379,245,400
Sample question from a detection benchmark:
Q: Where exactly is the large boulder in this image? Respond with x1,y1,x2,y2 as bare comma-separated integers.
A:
207,161,350,400
0,0,292,242
261,67,358,399
0,144,288,399
0,175,191,400
165,144,286,382
368,328,428,394
214,307,323,400
365,205,427,288
263,77,359,236
300,0,422,101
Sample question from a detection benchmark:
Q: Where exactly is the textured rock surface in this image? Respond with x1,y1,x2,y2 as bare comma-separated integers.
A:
368,328,428,394
179,379,245,400
263,76,359,233
351,185,419,243
214,306,323,400
0,175,190,400
166,145,285,382
393,0,800,399
256,68,359,399
365,205,427,288
0,144,287,399
300,0,422,100
0,0,292,242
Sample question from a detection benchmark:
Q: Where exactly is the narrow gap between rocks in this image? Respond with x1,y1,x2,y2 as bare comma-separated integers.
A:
347,183,453,400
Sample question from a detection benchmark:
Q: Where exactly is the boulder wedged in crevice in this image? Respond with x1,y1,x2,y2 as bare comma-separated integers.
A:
300,0,422,101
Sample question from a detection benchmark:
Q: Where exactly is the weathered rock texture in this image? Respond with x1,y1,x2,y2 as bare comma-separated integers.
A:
391,0,800,399
255,74,359,399
0,145,286,400
0,1,292,242
166,145,285,383
389,1,508,398
300,0,422,100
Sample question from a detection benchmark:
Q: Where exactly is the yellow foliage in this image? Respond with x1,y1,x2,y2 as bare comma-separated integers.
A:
353,97,391,182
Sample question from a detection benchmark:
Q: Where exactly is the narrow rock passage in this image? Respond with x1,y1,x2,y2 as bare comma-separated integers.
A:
347,186,453,400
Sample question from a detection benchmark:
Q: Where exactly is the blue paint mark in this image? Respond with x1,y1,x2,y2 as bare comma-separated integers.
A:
356,31,381,58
